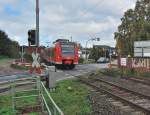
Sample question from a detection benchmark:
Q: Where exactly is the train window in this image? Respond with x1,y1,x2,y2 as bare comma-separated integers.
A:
61,44,75,56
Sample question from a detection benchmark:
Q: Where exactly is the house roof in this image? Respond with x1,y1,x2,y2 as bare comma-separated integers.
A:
93,45,115,49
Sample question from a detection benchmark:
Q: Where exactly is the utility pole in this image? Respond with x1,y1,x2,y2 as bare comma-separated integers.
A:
46,42,51,47
36,0,39,47
21,46,24,62
70,36,72,42
85,37,100,61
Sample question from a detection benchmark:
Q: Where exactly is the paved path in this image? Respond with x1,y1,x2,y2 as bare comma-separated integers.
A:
0,63,108,82
0,59,23,76
50,63,108,82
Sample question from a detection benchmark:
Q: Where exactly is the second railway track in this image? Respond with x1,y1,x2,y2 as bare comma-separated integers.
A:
76,74,150,115
123,77,150,86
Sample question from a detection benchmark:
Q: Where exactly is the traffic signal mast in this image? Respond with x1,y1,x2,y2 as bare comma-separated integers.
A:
28,0,39,47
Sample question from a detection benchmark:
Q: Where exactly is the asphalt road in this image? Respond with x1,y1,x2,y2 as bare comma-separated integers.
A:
53,63,108,82
0,63,108,82
63,64,107,76
0,72,32,82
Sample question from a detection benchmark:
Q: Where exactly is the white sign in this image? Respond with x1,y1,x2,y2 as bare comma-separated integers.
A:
143,48,150,53
32,52,40,68
134,41,150,57
134,41,150,47
144,53,150,57
121,58,127,66
134,48,142,52
134,53,143,57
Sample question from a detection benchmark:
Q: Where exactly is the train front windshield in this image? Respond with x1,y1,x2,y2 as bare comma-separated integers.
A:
61,44,75,56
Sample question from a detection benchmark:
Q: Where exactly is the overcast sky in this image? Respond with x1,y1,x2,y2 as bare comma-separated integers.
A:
0,0,137,47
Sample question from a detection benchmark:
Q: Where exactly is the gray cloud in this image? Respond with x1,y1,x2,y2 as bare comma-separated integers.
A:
0,0,137,47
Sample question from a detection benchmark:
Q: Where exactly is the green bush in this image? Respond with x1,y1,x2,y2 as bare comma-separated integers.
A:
79,58,84,64
101,68,150,78
138,72,150,78
24,53,33,63
0,30,20,58
11,64,29,70
101,68,121,77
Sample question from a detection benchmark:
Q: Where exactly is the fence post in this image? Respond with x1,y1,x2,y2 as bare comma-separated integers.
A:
54,107,57,115
11,80,15,114
40,78,45,112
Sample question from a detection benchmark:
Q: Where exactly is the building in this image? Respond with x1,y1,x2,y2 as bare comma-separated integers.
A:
93,45,116,57
79,49,91,59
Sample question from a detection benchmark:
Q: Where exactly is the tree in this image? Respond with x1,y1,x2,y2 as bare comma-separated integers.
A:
115,0,150,56
0,30,20,58
89,47,109,61
89,47,100,61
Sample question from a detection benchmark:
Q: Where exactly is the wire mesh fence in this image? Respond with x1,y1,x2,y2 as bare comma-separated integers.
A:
5,76,64,115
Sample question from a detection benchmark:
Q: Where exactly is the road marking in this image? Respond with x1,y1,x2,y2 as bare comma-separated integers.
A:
65,74,70,76
56,76,75,82
57,70,63,72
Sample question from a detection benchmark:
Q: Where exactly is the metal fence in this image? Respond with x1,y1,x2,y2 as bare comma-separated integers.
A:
41,82,64,115
0,77,64,115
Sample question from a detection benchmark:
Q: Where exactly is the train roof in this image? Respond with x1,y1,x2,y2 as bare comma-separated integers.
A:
55,39,69,42
53,39,76,44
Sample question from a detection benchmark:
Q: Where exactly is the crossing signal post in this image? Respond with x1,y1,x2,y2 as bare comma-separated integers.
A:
27,0,41,74
28,29,42,74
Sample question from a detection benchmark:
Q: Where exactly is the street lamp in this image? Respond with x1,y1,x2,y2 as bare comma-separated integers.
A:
85,37,100,61
46,42,51,47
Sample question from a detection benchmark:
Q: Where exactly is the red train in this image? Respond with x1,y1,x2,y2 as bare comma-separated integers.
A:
42,39,78,69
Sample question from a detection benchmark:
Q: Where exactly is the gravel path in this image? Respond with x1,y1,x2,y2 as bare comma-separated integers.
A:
0,59,23,76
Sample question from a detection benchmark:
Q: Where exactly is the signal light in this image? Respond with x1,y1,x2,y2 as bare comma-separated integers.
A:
28,29,36,46
97,38,100,41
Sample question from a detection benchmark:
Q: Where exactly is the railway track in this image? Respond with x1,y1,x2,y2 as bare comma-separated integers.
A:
100,69,150,86
1,69,150,114
77,76,150,115
0,78,36,94
123,77,150,86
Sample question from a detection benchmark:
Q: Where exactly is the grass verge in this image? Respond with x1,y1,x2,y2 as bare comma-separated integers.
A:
11,64,29,70
0,90,39,115
0,56,10,60
101,68,150,78
0,96,12,115
0,80,92,115
0,56,12,63
50,80,91,115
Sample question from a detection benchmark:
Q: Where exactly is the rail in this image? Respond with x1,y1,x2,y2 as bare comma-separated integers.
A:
78,77,150,114
95,78,150,99
123,77,150,86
